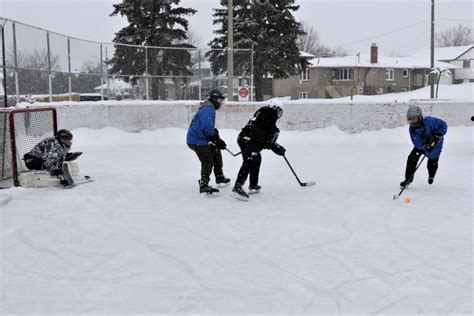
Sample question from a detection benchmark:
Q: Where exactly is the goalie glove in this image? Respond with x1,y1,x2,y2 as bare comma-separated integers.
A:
65,152,83,161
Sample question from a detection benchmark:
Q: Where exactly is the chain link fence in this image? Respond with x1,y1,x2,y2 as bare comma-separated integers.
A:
0,17,254,106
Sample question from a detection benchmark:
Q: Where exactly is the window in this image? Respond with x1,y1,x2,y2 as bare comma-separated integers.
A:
299,91,309,99
403,69,409,78
463,60,470,68
376,87,384,94
337,68,351,80
401,88,408,92
299,68,309,81
385,68,394,81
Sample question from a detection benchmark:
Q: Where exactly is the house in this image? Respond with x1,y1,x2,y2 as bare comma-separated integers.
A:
273,44,459,99
411,45,474,84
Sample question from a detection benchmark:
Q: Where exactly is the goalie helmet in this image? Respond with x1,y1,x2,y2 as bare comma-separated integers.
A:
56,129,73,148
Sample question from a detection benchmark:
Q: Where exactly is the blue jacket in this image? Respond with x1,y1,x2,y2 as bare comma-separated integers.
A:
409,116,448,159
186,101,217,145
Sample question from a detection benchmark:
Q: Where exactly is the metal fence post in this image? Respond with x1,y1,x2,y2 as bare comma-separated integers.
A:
198,49,202,101
12,23,19,104
47,32,52,102
145,46,149,100
250,43,254,102
99,43,104,101
67,37,72,101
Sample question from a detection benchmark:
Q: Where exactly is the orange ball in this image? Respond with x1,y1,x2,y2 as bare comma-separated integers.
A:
405,197,411,203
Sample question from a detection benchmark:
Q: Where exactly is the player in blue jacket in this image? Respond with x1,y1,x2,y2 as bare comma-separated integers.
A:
400,105,448,187
187,90,230,194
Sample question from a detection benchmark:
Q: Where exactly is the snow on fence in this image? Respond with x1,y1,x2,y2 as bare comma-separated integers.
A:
24,100,474,133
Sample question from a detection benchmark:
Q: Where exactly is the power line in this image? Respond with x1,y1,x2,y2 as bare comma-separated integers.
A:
334,20,430,48
437,18,473,22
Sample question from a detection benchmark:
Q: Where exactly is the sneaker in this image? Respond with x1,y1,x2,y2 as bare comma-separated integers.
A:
216,175,231,187
248,184,261,194
428,177,434,185
199,180,219,194
232,184,249,200
400,179,412,188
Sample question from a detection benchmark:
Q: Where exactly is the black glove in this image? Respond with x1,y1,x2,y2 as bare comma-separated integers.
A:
215,138,227,150
271,143,286,156
424,133,443,152
65,152,83,161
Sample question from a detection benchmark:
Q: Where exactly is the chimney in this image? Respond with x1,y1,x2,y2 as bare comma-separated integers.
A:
370,43,378,64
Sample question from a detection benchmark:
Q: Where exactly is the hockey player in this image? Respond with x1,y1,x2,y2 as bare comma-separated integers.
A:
23,129,82,187
400,105,448,187
232,98,286,200
187,89,230,194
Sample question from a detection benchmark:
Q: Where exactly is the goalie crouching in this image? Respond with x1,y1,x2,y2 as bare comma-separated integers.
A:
23,129,82,188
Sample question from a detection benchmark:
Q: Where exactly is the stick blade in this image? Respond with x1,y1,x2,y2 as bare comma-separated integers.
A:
393,194,400,200
301,181,316,187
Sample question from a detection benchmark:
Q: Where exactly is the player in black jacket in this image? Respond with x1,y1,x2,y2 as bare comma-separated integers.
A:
232,99,286,200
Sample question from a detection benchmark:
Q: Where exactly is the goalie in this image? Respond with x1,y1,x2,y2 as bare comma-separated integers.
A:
23,129,82,187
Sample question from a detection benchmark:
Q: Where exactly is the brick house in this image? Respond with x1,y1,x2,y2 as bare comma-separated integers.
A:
273,44,458,99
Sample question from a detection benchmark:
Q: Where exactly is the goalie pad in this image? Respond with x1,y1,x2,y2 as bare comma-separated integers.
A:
18,161,93,188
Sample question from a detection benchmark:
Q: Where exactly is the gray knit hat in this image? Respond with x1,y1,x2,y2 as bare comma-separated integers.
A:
407,105,422,120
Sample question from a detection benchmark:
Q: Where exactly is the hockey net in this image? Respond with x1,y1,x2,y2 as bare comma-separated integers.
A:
0,107,57,187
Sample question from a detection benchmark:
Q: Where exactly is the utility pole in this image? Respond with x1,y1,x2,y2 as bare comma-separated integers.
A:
227,0,234,101
430,0,435,98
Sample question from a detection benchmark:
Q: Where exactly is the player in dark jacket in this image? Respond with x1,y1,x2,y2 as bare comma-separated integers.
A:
400,105,448,187
23,129,81,187
232,98,286,200
187,89,230,194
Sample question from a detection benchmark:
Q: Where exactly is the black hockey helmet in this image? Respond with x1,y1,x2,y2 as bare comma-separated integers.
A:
57,129,73,148
207,89,225,110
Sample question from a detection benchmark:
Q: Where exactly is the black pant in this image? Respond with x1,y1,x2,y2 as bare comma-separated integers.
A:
235,136,262,187
405,148,439,181
23,153,45,170
188,144,224,185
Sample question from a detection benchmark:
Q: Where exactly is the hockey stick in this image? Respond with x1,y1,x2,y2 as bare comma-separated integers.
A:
393,155,426,200
283,155,315,187
225,148,241,157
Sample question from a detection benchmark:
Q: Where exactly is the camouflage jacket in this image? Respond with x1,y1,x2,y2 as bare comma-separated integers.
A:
27,137,69,174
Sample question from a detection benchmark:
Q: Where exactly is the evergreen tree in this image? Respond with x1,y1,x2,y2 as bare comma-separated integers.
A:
109,0,196,100
207,0,307,101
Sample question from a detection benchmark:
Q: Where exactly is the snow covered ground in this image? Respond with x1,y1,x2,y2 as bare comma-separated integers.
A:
0,125,472,314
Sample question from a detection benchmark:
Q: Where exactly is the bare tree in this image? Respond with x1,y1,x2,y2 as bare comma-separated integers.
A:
435,24,472,47
297,21,348,57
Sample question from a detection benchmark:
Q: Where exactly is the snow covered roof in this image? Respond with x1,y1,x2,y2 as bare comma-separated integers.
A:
308,54,459,70
191,60,211,69
299,51,316,59
411,45,474,61
94,79,133,91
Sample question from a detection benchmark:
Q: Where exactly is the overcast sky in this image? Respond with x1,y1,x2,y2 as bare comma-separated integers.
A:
0,0,472,57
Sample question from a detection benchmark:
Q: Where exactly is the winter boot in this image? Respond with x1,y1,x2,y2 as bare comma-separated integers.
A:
216,175,231,187
428,177,434,185
248,184,261,194
232,183,249,201
199,180,219,194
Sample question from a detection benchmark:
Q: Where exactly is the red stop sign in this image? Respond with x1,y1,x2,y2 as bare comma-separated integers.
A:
239,87,249,98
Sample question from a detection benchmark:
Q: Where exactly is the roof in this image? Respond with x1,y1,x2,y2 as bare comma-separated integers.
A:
308,53,459,70
300,51,316,59
411,45,474,61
